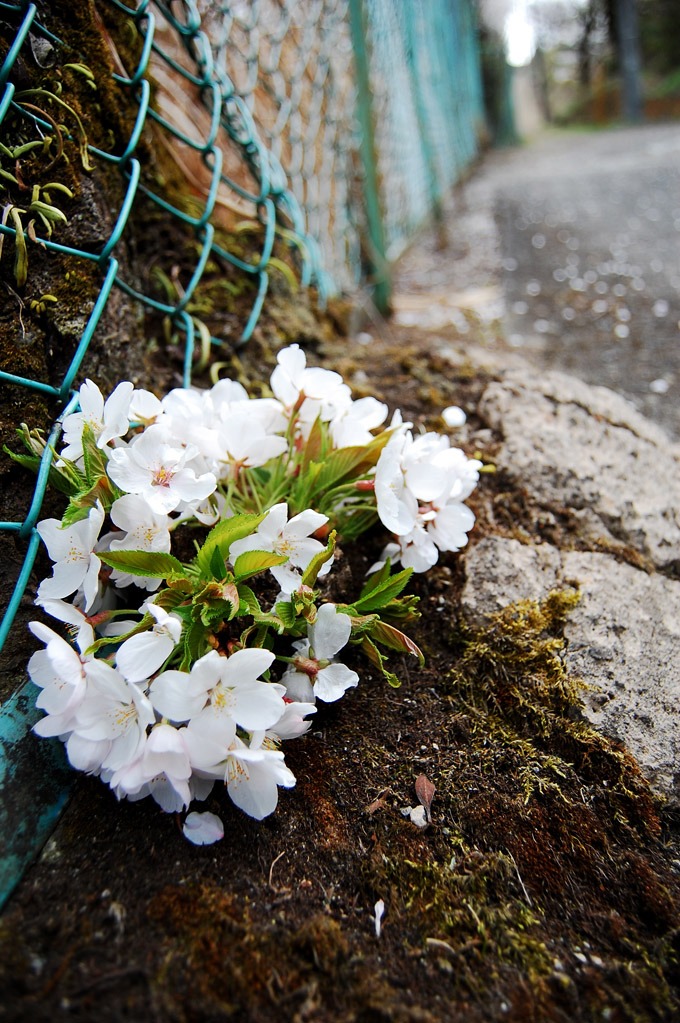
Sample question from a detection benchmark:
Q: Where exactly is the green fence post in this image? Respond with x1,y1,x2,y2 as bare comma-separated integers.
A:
403,3,443,228
348,0,391,315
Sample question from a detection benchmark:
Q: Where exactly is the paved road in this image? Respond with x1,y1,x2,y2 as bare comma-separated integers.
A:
395,122,680,438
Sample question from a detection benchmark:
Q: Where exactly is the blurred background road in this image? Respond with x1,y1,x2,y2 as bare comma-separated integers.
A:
394,121,680,438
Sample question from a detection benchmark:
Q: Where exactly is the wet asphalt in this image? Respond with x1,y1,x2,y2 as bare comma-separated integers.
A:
394,122,680,439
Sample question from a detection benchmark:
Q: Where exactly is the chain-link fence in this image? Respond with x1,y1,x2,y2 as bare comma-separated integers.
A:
0,0,485,906
0,0,484,660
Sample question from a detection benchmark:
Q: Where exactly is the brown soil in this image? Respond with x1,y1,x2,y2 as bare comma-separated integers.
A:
1,330,679,1023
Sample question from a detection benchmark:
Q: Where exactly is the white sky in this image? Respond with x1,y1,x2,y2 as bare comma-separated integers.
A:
479,0,587,67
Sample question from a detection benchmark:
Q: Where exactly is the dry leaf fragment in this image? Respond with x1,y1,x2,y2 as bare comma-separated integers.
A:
415,774,435,822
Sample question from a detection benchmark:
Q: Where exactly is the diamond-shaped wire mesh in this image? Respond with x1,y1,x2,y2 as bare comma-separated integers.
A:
0,0,485,661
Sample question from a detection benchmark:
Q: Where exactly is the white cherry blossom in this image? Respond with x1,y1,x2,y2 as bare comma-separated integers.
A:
28,618,94,735
109,723,192,812
36,502,105,612
374,431,419,535
115,603,183,683
150,647,282,730
225,737,296,820
107,494,172,590
229,502,330,594
215,411,288,476
60,379,133,462
281,603,359,704
106,425,216,513
329,396,388,448
129,388,164,427
270,343,352,426
68,667,155,773
183,811,224,845
442,405,466,428
183,719,296,820
266,700,316,740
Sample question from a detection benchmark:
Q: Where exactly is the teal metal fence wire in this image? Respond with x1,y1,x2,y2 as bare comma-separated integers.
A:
0,0,485,908
0,0,485,681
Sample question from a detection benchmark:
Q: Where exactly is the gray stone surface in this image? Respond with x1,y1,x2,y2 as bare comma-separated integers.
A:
479,368,680,571
462,536,680,804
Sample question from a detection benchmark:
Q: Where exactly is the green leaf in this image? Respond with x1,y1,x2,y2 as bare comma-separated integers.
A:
301,530,336,588
236,584,261,616
354,567,413,613
61,475,117,526
342,611,380,636
250,609,286,634
193,581,240,626
153,584,192,611
381,594,421,624
315,431,393,494
301,416,325,471
28,199,67,224
369,620,424,665
232,549,288,582
3,445,77,496
360,636,401,688
86,612,154,654
80,423,109,483
101,550,187,581
195,512,266,577
11,209,28,287
359,559,391,598
274,599,297,630
209,546,226,580
180,617,210,671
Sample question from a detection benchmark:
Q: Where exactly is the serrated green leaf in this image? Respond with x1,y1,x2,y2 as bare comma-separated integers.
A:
195,512,266,577
274,599,297,629
343,611,380,636
101,549,187,580
353,567,414,613
314,431,393,494
153,585,192,611
86,612,154,654
251,610,285,634
199,600,236,626
232,549,288,582
301,530,336,588
369,620,424,665
359,559,391,599
209,546,226,580
61,476,117,525
180,617,210,671
193,581,239,626
237,584,261,616
301,416,325,471
381,594,421,624
80,423,109,483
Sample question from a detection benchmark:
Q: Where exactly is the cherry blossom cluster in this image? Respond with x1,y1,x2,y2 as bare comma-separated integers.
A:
16,345,481,844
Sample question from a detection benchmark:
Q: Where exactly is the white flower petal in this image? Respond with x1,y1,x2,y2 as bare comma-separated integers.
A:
442,405,466,428
311,604,351,660
314,662,359,703
183,811,224,845
116,630,175,682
